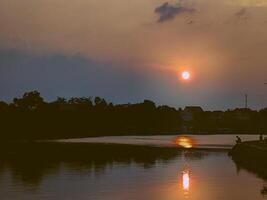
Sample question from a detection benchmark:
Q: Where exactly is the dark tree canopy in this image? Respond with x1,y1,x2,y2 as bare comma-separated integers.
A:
0,91,266,141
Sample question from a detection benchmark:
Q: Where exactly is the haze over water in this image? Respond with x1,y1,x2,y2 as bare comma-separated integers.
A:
60,134,261,148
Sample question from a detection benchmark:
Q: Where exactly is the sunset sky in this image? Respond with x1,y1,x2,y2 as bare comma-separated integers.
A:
1,0,267,109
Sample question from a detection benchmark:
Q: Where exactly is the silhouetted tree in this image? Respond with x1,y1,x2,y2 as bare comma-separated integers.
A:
94,96,107,108
12,91,44,110
0,90,266,140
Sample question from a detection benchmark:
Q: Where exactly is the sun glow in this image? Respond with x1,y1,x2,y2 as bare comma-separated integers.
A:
182,71,190,80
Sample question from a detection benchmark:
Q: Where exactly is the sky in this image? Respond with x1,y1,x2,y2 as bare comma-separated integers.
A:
1,0,267,110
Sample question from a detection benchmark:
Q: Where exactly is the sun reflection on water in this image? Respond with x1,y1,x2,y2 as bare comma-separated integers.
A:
174,136,195,148
181,169,191,198
183,171,190,191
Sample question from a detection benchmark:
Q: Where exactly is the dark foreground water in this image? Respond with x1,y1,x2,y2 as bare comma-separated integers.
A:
0,135,266,200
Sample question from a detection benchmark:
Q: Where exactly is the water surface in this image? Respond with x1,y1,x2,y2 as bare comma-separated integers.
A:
0,135,266,200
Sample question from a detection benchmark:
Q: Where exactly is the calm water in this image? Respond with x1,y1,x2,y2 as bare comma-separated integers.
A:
0,135,266,200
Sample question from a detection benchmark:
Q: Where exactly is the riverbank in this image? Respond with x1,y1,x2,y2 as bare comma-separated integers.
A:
2,131,266,142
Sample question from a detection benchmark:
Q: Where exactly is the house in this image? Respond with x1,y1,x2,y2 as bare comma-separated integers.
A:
181,106,203,122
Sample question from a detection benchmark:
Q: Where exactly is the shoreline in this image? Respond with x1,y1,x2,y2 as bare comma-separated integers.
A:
2,132,265,141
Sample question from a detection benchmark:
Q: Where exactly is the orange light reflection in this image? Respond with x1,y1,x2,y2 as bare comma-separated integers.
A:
183,171,190,191
174,136,195,148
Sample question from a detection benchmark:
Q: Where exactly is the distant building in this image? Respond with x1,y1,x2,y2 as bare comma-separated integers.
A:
184,106,203,113
181,106,203,122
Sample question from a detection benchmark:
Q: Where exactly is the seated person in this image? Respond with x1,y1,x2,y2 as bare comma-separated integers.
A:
235,136,241,144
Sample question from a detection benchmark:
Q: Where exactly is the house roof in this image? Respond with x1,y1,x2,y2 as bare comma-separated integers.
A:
184,106,203,113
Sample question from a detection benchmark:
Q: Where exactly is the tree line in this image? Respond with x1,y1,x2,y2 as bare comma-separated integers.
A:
0,91,266,140
0,91,181,140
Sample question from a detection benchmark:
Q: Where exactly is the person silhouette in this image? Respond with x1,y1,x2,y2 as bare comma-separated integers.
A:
260,134,263,141
235,136,241,144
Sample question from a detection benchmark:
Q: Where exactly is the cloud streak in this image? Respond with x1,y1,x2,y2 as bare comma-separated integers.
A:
155,2,195,23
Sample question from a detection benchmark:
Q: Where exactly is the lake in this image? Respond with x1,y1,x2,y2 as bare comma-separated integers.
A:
0,134,266,200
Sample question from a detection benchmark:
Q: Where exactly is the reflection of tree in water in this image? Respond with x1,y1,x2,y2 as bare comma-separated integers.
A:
0,142,182,188
231,153,267,197
232,158,267,180
183,149,226,161
261,186,267,196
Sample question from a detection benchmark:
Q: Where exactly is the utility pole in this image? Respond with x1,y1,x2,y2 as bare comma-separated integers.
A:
245,94,248,108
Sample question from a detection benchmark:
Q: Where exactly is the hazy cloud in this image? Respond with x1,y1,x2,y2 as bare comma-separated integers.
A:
155,2,195,23
0,49,176,104
235,8,249,20
1,0,267,109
